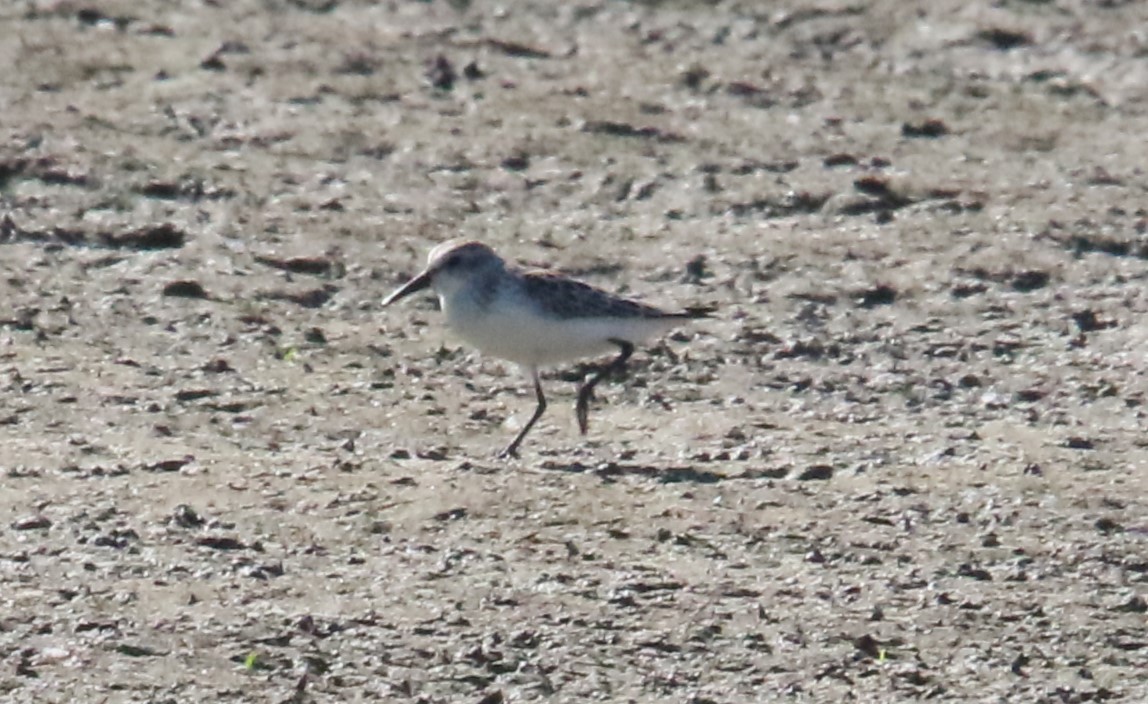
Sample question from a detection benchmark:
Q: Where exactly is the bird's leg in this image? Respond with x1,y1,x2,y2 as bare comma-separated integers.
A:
499,368,547,459
575,339,634,435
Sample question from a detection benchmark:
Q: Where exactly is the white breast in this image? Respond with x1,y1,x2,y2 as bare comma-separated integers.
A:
440,289,677,367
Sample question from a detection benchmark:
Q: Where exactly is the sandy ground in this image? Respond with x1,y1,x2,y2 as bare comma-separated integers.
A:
2,0,1148,701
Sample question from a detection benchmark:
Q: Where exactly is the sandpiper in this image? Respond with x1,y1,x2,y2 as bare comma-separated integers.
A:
383,240,704,458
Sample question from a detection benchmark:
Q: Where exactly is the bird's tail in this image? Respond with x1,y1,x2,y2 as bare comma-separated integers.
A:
673,305,717,319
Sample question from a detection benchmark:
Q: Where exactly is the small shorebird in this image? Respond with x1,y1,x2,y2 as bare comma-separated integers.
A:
383,240,705,458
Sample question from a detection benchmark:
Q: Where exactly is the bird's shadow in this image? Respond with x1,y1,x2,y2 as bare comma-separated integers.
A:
537,460,727,484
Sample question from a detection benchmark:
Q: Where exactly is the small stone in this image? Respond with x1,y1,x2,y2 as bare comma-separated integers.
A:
796,465,833,481
11,516,51,531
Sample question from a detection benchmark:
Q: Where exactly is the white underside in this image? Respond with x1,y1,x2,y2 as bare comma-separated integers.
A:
442,293,677,367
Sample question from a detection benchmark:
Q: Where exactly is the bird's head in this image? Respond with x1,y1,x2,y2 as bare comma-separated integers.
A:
382,240,504,306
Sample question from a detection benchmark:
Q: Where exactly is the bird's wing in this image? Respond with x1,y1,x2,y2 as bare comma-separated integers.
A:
520,270,672,320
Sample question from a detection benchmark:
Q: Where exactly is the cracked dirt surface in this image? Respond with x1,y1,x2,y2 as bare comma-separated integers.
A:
2,0,1147,702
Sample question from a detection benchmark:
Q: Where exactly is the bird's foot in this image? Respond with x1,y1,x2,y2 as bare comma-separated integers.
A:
496,444,521,460
575,388,592,435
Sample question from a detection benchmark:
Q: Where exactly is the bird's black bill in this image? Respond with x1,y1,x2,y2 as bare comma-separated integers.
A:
382,270,432,306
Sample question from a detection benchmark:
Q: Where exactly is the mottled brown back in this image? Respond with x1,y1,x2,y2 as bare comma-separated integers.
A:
520,270,678,320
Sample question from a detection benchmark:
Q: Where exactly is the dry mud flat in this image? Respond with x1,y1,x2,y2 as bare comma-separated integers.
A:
2,0,1148,702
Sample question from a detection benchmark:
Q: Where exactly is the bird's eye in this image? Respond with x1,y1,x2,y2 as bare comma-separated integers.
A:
443,254,461,269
